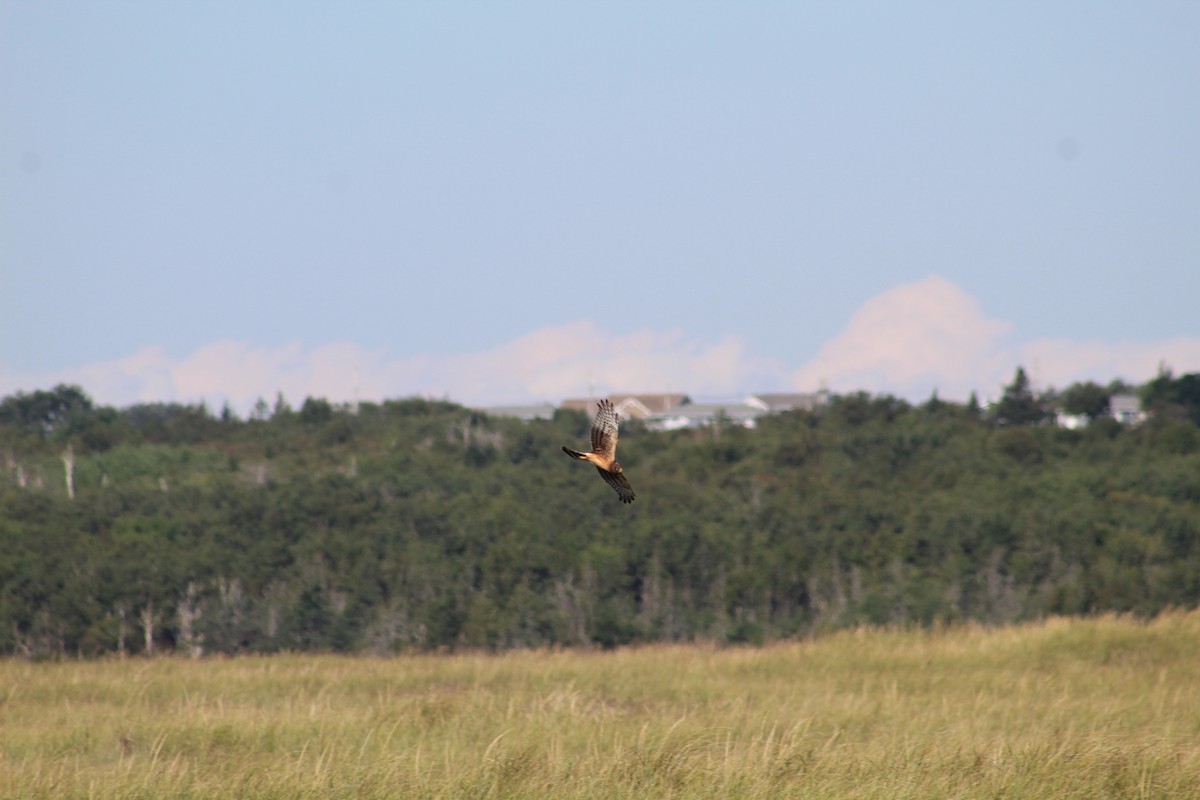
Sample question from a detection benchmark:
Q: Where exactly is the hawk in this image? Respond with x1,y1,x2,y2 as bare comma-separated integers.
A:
562,398,635,503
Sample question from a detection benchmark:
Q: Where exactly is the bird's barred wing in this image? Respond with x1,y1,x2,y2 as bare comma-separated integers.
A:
596,467,635,504
590,399,620,458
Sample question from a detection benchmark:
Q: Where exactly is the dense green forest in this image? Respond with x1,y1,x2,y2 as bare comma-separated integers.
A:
2,369,1199,657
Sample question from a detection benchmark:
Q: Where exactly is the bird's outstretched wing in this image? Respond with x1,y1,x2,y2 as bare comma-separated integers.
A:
590,399,620,459
563,398,635,504
597,466,636,504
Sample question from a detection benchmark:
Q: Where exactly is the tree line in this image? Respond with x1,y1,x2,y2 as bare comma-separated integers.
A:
1,368,1198,657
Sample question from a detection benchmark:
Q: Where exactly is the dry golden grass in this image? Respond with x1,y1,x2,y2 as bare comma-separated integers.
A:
3,612,1200,798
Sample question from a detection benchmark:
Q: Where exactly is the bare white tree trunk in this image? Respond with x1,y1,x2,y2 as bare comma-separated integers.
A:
115,604,128,658
62,445,75,500
177,582,204,658
139,602,159,656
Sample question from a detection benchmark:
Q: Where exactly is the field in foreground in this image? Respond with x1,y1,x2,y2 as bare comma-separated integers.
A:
2,613,1199,799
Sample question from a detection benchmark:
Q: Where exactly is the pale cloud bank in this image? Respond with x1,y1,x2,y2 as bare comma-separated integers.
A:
3,277,1197,411
794,276,1200,401
792,276,1013,400
0,324,782,413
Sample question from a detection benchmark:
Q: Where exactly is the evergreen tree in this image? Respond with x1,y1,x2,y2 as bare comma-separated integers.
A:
992,367,1045,425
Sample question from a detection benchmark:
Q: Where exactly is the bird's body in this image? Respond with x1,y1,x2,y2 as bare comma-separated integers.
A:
563,398,635,503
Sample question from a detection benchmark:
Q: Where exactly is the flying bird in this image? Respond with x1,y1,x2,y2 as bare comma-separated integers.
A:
562,398,636,503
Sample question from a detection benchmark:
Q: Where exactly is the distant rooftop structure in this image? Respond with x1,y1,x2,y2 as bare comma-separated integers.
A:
1055,410,1089,431
478,403,556,421
744,391,829,413
1109,394,1146,426
643,401,767,431
557,391,825,430
1054,393,1146,430
560,394,690,420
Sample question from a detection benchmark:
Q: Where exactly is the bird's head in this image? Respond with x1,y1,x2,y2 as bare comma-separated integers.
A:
611,462,623,474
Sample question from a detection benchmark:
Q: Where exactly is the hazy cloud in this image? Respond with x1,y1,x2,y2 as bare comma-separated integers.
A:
1013,336,1200,393
0,323,785,412
3,277,1197,411
792,275,1200,400
792,276,1012,399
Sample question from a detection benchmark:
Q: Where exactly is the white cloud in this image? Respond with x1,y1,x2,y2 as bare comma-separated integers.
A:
378,323,786,406
792,275,1012,399
1014,336,1200,393
0,323,786,412
791,275,1200,401
3,277,1197,411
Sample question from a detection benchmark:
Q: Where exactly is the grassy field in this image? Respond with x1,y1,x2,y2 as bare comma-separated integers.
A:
2,613,1199,799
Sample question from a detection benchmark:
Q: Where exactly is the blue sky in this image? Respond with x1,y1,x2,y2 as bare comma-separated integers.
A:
3,2,1198,411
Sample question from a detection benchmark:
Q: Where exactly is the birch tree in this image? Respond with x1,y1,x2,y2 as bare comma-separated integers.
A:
62,445,75,500
139,602,160,656
177,582,204,658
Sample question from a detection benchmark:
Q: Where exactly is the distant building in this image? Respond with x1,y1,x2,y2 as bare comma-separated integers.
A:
1055,411,1089,430
560,394,690,420
479,403,556,421
744,391,829,413
1109,394,1146,426
1054,393,1146,429
643,401,766,431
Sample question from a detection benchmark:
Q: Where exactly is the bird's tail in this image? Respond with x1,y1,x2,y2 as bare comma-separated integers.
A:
562,446,588,459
